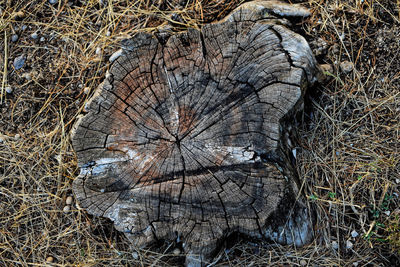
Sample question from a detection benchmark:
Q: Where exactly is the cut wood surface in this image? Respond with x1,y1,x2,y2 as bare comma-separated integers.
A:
72,1,318,266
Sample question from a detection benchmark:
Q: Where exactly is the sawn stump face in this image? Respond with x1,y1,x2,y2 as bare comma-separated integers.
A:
72,3,317,265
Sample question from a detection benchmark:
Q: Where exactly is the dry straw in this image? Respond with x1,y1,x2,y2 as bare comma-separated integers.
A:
0,0,399,266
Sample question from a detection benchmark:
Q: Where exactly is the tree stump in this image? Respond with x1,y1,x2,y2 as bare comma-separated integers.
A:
72,1,318,266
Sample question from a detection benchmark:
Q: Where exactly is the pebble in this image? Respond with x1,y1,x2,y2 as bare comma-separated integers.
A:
172,248,181,256
340,61,354,73
346,240,353,249
21,25,27,31
49,0,58,4
65,196,73,205
351,230,359,238
317,64,334,82
395,179,400,184
331,241,339,250
300,259,307,266
95,47,102,57
106,30,111,37
384,210,391,216
11,34,19,42
13,54,26,70
320,63,333,74
132,251,139,259
63,205,71,213
5,86,13,94
14,11,25,19
83,87,90,95
46,256,54,263
313,38,328,56
14,133,21,140
22,72,32,81
109,49,123,63
31,32,39,39
40,36,45,42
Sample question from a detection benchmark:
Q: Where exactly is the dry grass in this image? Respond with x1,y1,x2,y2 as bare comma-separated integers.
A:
0,0,399,266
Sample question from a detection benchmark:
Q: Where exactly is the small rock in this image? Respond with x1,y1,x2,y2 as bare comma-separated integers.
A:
332,241,339,250
40,36,45,42
351,230,359,238
83,87,90,95
320,64,333,74
11,34,19,42
106,30,111,37
109,49,123,63
46,256,54,263
66,196,73,205
346,240,353,249
313,38,328,56
22,72,32,81
96,47,102,55
49,0,58,4
132,251,139,259
14,133,21,140
300,259,307,266
21,25,27,31
14,11,25,19
13,54,26,70
353,262,359,267
63,205,71,213
5,86,13,94
384,210,391,216
172,248,181,255
340,61,354,73
317,63,334,82
395,179,400,184
31,32,39,39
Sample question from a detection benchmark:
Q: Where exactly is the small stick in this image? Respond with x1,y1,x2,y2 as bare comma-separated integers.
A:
1,31,8,104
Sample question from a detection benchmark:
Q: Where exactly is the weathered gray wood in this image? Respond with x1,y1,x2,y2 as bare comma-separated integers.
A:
72,1,317,266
